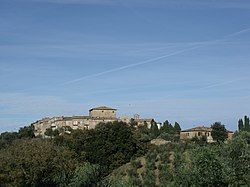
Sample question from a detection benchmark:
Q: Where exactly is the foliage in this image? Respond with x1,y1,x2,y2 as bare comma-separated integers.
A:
238,116,250,132
158,120,181,142
150,120,160,139
131,128,150,157
1,120,249,186
0,139,78,186
18,124,35,139
211,122,228,142
160,120,174,134
226,132,250,185
45,127,60,137
108,133,250,187
238,118,244,131
55,121,138,174
0,131,19,149
173,122,181,134
102,177,135,187
157,132,172,141
190,147,229,186
85,121,137,172
69,163,101,187
0,125,35,149
191,135,207,146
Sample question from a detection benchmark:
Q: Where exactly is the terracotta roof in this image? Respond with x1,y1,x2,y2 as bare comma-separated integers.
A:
89,106,117,111
181,126,212,132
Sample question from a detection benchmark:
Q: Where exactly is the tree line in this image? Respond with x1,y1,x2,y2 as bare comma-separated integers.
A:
0,116,249,186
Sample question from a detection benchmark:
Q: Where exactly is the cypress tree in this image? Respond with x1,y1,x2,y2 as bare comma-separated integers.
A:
244,116,250,131
150,121,160,139
174,122,181,134
238,119,244,131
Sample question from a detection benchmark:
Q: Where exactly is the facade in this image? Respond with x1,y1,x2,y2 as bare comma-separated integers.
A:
89,106,117,118
134,118,154,128
120,114,153,128
33,106,153,137
180,126,234,143
132,114,154,128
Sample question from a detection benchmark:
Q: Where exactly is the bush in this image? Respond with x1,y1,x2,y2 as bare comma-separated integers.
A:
0,139,78,186
69,163,101,187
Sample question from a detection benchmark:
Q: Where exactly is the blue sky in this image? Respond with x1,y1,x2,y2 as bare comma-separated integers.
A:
0,0,250,132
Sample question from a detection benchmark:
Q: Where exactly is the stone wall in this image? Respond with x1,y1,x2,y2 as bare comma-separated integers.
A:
89,109,116,118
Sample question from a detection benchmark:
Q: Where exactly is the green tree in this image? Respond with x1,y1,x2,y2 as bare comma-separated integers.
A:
238,119,244,131
45,127,59,137
160,120,174,134
69,163,101,186
191,135,207,146
150,120,160,139
244,115,250,131
71,121,138,173
173,122,181,134
0,131,19,142
18,125,35,139
211,122,228,143
0,139,78,186
227,132,250,185
0,131,19,149
0,125,35,149
191,148,229,186
137,123,150,136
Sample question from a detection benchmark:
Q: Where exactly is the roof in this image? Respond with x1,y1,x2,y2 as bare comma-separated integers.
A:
89,106,117,111
134,118,153,122
181,126,212,132
63,116,90,120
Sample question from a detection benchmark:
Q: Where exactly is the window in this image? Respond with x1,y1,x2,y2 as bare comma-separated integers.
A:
198,132,201,136
102,111,104,113
187,133,189,136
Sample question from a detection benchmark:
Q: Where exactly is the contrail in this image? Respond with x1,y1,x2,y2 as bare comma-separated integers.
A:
62,45,202,85
202,77,248,89
224,28,250,38
61,27,250,85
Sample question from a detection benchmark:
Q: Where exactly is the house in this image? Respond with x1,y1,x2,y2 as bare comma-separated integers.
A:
89,106,117,118
180,126,234,143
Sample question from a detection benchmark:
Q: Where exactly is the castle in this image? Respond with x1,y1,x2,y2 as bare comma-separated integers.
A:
33,106,153,136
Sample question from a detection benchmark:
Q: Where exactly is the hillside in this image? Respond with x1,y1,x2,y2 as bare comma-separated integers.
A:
107,136,250,187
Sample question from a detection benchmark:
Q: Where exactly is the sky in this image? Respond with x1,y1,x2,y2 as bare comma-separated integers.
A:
0,0,250,132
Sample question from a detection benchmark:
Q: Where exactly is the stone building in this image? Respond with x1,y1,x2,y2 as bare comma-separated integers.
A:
33,106,118,136
132,114,154,128
120,114,154,128
180,126,234,143
33,106,154,137
89,106,117,118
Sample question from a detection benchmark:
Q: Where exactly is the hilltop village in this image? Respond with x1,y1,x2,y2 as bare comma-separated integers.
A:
33,106,234,142
33,106,154,137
